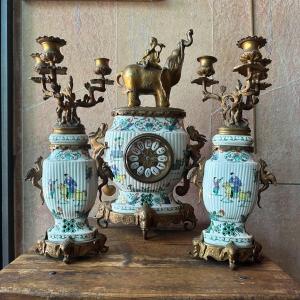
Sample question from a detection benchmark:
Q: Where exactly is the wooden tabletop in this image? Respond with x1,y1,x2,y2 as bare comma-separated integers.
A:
0,225,299,300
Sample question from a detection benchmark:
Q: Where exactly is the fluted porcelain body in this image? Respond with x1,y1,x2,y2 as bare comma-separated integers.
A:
202,134,259,248
42,133,98,242
104,114,188,214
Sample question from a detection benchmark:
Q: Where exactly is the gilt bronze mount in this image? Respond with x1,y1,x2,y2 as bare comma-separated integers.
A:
35,230,108,264
191,233,262,270
96,201,197,240
192,35,271,134
30,35,114,134
117,29,194,108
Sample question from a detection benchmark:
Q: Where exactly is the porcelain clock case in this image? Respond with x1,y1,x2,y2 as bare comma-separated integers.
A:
104,107,189,215
202,132,259,248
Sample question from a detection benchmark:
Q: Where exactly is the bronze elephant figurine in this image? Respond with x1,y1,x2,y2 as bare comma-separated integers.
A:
117,29,194,108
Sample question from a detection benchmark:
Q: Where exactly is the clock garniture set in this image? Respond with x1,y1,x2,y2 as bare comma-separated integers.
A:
27,31,276,268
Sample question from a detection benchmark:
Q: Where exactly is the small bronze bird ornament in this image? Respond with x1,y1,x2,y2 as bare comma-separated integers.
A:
25,156,45,205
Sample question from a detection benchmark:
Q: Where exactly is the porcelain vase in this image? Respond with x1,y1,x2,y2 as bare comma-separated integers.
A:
42,133,99,243
202,133,259,248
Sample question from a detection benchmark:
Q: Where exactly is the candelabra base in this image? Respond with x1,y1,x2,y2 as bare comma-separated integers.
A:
96,201,197,240
191,233,262,270
34,230,108,264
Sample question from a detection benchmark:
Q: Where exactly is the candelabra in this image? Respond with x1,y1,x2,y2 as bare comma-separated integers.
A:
26,36,113,263
190,36,277,269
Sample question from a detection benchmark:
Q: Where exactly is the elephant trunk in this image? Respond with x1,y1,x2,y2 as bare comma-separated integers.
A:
182,29,193,48
116,72,124,87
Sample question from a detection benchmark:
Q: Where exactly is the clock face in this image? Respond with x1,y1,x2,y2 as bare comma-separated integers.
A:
124,134,174,183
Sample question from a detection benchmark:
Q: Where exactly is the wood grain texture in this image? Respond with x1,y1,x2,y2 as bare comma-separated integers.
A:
0,226,299,299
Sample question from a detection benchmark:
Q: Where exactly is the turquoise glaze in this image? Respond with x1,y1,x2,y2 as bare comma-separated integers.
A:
104,114,188,214
42,133,98,242
202,134,259,248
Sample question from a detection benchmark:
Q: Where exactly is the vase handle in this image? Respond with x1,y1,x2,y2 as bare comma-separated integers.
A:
257,159,277,208
187,158,206,203
88,124,116,201
175,126,206,197
24,156,45,205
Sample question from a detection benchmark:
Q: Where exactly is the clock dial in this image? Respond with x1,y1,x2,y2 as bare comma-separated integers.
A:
124,134,173,183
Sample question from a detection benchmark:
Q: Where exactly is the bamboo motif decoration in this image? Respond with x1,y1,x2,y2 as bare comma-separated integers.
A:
192,36,271,128
30,36,113,128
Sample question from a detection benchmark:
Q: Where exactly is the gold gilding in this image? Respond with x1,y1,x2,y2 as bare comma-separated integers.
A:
191,233,262,270
192,35,271,130
218,127,251,136
30,36,113,132
117,29,194,108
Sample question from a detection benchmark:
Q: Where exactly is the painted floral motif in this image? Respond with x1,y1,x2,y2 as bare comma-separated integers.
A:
62,219,76,233
111,116,180,132
224,151,249,162
206,220,244,236
50,134,87,143
211,172,252,204
213,135,252,142
140,193,155,206
111,117,135,131
61,219,87,233
54,150,81,160
222,222,244,236
135,118,163,131
127,192,168,206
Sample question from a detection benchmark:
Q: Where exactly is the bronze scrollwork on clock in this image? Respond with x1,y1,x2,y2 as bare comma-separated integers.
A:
124,134,174,183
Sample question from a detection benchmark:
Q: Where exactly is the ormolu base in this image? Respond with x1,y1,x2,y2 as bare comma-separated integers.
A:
35,230,108,264
96,202,197,240
191,233,262,270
